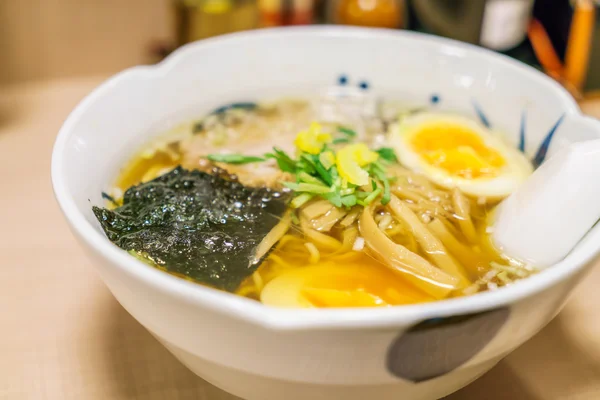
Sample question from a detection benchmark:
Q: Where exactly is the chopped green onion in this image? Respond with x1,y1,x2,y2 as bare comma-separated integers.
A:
299,183,332,194
265,148,296,172
301,154,317,167
297,172,327,186
333,176,342,189
371,161,387,174
322,192,343,207
211,132,397,209
341,194,357,207
370,162,391,205
314,160,333,186
381,177,391,205
283,182,300,191
298,161,316,174
363,188,382,205
376,147,399,163
338,126,357,137
291,211,300,225
206,154,266,164
356,191,370,200
332,137,350,144
297,154,317,174
283,182,332,194
330,166,339,181
341,178,349,190
291,193,314,208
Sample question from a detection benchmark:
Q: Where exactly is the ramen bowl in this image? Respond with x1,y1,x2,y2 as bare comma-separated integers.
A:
52,27,600,400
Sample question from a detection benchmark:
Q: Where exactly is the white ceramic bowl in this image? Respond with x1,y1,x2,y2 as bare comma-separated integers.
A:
52,27,600,400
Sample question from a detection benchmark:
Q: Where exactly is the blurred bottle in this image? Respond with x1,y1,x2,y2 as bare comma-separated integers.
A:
480,0,535,51
259,0,315,26
177,0,259,42
409,0,534,51
332,0,405,29
289,0,314,25
533,0,599,95
313,0,328,23
259,0,284,26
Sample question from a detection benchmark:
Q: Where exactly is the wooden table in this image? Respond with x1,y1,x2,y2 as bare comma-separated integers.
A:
2,78,600,400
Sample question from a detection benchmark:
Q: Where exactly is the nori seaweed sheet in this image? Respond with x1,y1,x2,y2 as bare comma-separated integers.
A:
92,167,290,292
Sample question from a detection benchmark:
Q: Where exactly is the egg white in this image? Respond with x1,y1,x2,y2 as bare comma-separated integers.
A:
389,112,533,199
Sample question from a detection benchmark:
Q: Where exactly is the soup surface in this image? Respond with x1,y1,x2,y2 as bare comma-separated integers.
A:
93,95,535,308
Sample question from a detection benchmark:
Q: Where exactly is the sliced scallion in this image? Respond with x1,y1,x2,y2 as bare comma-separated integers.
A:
333,137,350,144
375,147,399,163
341,194,357,207
314,160,333,186
363,188,382,205
297,172,327,186
283,182,332,194
291,193,314,208
338,126,357,137
207,154,266,164
322,192,343,208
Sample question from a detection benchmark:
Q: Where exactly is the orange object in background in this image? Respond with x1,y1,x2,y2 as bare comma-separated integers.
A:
259,0,284,26
289,0,314,25
259,0,314,26
564,0,596,92
334,0,404,28
527,0,597,98
528,18,565,81
177,0,259,42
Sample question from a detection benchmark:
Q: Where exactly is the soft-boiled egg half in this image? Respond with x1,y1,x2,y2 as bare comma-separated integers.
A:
389,112,533,199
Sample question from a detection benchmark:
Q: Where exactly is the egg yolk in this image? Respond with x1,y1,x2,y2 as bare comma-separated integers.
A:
410,123,505,179
260,260,433,308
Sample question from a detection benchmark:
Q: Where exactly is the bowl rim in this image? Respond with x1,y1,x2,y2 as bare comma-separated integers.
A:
52,25,599,331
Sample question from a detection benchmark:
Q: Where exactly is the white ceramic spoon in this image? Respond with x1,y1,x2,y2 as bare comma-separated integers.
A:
492,139,600,267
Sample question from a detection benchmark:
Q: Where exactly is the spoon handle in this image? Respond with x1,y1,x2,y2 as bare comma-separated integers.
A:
492,137,600,267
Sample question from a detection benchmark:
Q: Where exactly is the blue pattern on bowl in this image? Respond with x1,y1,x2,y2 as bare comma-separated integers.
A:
469,100,565,166
212,102,257,115
533,115,565,168
337,74,370,91
471,100,491,128
519,110,527,152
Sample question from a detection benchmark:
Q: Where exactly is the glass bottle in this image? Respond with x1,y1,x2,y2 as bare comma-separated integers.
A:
258,0,284,27
289,0,315,25
177,0,259,43
333,0,404,29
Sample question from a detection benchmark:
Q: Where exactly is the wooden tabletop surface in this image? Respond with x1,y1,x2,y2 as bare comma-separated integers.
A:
2,77,600,400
